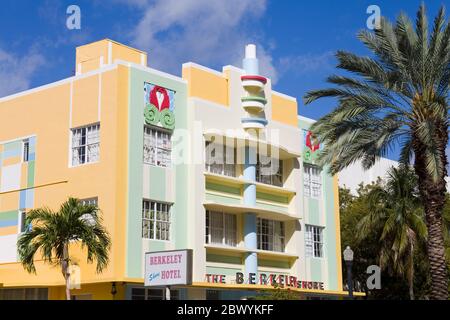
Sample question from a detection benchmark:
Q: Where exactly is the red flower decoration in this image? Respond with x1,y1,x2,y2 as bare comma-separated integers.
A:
149,86,170,111
306,131,320,152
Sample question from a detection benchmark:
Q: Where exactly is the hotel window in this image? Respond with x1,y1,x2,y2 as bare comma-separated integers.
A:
303,163,322,198
18,210,28,233
205,141,236,177
257,218,285,252
256,155,283,187
79,198,98,226
205,210,237,247
0,288,48,300
142,200,171,241
71,124,100,166
80,197,98,206
130,287,179,300
305,225,324,258
22,139,29,162
143,125,172,167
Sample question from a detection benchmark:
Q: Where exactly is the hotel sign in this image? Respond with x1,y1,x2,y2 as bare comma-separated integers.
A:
145,249,193,287
206,272,325,290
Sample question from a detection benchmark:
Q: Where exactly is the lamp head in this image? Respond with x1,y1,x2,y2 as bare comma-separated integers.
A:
111,282,117,295
343,246,354,262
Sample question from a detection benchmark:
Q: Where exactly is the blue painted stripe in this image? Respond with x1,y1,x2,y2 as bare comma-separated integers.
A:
0,220,17,228
25,189,34,208
19,189,34,209
241,118,268,126
20,190,27,209
2,148,21,159
28,136,36,146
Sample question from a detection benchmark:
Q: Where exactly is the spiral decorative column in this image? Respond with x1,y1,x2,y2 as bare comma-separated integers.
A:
241,45,268,131
241,44,267,279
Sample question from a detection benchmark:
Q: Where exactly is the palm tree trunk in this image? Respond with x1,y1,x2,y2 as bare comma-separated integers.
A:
413,126,449,300
409,242,415,300
61,243,71,300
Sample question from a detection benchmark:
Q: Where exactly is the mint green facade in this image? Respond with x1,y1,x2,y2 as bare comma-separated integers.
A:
298,117,341,292
125,66,188,278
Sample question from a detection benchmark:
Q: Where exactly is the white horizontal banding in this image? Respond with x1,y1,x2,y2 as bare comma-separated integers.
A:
242,100,265,112
245,44,256,59
241,79,265,92
242,121,265,130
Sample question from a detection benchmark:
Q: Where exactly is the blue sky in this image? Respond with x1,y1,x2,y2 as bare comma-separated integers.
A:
0,0,447,123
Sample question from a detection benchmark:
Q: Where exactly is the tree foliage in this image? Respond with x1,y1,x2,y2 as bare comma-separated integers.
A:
17,197,111,300
340,167,450,299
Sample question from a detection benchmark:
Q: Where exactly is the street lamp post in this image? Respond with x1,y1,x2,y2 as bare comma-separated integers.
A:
343,246,354,299
110,282,117,300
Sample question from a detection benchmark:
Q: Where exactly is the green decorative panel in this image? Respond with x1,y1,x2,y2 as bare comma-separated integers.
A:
160,108,175,130
256,191,289,204
302,129,321,165
206,266,243,276
0,210,18,222
256,201,288,213
27,161,35,188
205,182,241,195
205,193,241,205
143,83,175,129
144,104,160,125
258,259,290,269
206,254,242,265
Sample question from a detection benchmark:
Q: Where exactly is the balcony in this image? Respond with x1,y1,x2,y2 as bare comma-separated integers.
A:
204,244,298,262
241,117,268,130
203,200,299,221
204,171,296,198
241,96,267,113
203,131,301,160
241,75,267,92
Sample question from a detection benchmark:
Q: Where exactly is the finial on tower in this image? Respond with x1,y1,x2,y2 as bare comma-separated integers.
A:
243,44,259,75
245,44,256,59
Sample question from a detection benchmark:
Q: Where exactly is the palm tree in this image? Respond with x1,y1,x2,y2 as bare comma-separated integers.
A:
303,4,450,299
17,197,111,300
357,166,427,299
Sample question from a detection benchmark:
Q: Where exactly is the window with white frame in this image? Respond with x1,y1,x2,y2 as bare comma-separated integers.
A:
303,163,322,198
142,200,171,240
256,155,283,187
130,287,179,300
305,225,324,258
22,139,29,162
205,141,236,177
205,210,237,246
71,124,100,166
78,197,98,227
257,218,285,252
18,210,28,233
143,125,172,167
80,197,98,206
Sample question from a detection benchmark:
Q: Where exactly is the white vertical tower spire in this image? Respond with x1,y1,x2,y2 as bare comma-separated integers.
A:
243,44,259,75
240,44,268,130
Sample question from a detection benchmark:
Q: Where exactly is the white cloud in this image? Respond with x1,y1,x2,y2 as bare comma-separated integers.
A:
278,51,335,76
0,48,44,97
122,0,278,82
